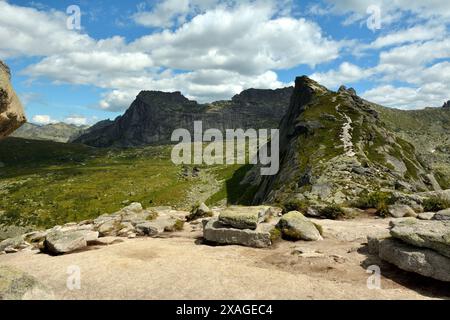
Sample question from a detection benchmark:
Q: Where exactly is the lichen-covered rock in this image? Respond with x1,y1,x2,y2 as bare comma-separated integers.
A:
390,219,450,258
0,60,26,138
0,266,54,300
378,238,450,282
186,202,213,222
135,222,159,236
203,218,272,248
434,208,450,221
43,230,91,255
417,212,435,220
0,236,28,253
218,206,274,230
276,211,322,241
388,205,417,218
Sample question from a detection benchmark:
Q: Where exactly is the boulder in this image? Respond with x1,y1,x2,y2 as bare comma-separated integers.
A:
203,218,272,248
0,60,26,138
135,222,159,236
219,206,274,230
0,266,54,300
276,211,322,241
187,202,213,221
0,236,27,252
417,212,435,220
390,219,450,258
388,205,417,218
434,208,450,221
43,230,91,254
379,238,450,282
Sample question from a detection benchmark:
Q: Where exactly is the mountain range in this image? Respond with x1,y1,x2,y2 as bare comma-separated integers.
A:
11,122,89,143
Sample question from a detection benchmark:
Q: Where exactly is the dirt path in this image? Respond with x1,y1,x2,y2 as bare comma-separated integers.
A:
0,218,448,300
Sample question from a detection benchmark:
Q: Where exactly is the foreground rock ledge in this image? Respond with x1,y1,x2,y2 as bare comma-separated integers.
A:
378,238,450,282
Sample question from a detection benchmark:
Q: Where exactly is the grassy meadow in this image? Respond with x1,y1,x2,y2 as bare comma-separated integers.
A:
0,138,255,233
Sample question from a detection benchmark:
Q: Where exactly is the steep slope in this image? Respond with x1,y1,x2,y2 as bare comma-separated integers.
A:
74,87,293,147
249,76,436,205
11,122,89,143
0,61,26,138
372,103,450,189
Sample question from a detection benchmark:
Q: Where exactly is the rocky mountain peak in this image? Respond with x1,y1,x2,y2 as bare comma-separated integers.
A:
0,60,10,80
443,100,450,108
248,75,435,205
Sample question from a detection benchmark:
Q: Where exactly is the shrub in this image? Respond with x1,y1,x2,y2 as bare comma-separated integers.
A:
354,191,396,209
281,199,309,213
320,204,346,220
423,196,450,212
165,219,185,232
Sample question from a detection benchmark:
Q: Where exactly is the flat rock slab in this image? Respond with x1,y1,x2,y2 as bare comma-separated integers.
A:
0,266,54,300
203,218,272,248
44,230,90,255
390,219,450,258
379,238,450,282
218,206,272,230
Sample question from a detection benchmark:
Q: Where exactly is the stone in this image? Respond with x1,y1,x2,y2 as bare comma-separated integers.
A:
0,266,54,300
120,202,143,214
418,212,435,220
96,218,122,237
187,202,213,221
203,218,272,248
91,237,125,246
0,236,26,252
379,238,450,282
434,208,450,221
0,60,26,138
388,204,417,218
135,222,159,236
43,230,88,254
219,207,258,230
277,211,322,241
390,219,450,258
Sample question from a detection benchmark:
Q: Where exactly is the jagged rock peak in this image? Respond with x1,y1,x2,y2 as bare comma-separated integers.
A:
295,76,328,94
338,85,357,96
231,87,294,104
137,90,193,104
443,100,450,108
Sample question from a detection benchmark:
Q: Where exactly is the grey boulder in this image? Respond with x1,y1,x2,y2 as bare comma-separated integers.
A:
379,238,450,282
390,219,450,258
388,205,417,218
433,208,450,221
276,211,322,241
203,218,272,248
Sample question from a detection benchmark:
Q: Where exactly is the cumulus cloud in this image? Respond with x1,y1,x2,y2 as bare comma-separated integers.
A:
1,1,341,111
310,62,373,88
64,116,88,126
32,114,58,125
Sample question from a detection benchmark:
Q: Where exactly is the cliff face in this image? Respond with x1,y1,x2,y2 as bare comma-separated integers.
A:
248,76,435,205
74,87,293,147
0,61,26,138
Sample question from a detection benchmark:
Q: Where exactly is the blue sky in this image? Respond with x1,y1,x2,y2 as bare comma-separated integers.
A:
1,0,449,126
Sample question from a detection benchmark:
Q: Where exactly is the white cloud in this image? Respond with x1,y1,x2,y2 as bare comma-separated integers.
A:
310,62,372,88
1,1,340,111
64,116,88,126
32,114,58,125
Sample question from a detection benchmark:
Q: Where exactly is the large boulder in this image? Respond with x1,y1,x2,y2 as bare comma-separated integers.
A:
378,238,450,282
387,205,417,218
43,230,98,255
390,219,450,258
0,266,54,300
276,211,322,241
0,60,26,138
203,218,272,248
433,208,450,221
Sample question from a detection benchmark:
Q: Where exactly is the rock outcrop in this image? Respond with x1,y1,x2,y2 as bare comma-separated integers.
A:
0,60,26,138
443,100,450,108
73,87,293,147
248,76,434,205
369,218,450,282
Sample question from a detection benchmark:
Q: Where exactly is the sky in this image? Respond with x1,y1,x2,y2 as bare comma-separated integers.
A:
1,0,450,126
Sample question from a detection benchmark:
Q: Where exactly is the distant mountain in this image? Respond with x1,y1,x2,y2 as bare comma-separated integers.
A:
73,87,293,147
11,122,89,143
245,76,440,205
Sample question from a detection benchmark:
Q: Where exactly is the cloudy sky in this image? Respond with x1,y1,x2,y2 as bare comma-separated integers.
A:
1,0,450,126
